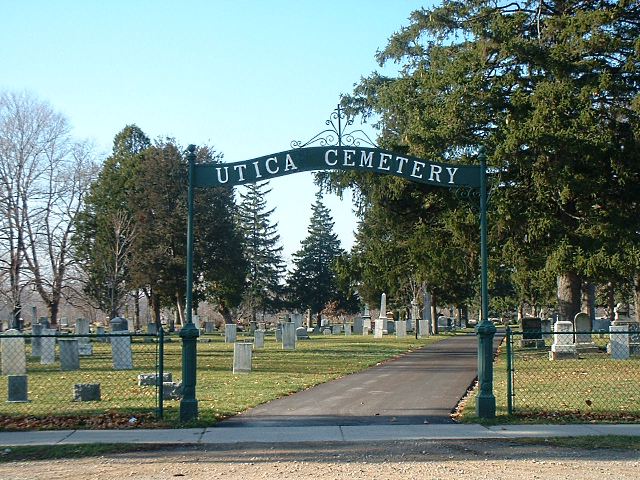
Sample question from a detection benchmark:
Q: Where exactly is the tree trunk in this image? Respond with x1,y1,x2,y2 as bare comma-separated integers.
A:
634,275,640,323
607,282,615,322
582,282,596,328
134,292,140,330
431,293,438,335
557,272,581,322
150,291,161,328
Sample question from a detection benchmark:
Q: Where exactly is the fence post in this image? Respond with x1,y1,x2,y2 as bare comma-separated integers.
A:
506,326,513,415
157,327,164,420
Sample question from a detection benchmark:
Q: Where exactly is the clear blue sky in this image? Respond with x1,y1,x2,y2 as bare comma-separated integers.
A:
2,0,432,263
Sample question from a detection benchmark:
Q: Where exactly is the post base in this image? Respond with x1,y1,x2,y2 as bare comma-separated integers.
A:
476,393,496,419
179,398,198,422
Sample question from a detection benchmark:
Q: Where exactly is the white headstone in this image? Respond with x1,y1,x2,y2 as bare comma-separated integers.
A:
374,318,384,338
193,315,201,330
1,329,26,375
609,325,630,360
344,324,352,336
549,320,577,360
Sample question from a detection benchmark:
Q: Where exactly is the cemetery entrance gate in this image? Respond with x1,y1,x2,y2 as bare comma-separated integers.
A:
179,142,495,422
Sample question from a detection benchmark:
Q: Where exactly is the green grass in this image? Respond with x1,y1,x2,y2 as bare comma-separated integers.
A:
458,335,640,424
514,435,640,450
0,332,445,428
0,444,169,463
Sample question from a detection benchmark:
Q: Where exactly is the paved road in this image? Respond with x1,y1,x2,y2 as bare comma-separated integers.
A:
220,333,503,427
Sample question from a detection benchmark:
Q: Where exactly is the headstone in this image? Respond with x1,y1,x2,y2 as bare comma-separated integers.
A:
331,325,341,335
549,320,578,360
282,323,296,350
192,315,201,331
593,317,611,332
437,316,449,332
58,338,80,371
573,312,597,352
609,325,630,360
138,372,172,386
225,323,237,343
362,317,371,335
417,319,429,338
374,318,384,338
295,326,309,340
233,342,252,373
353,317,364,335
163,382,183,400
38,317,50,330
96,325,107,342
321,317,329,327
295,313,305,329
110,331,133,370
31,323,43,358
520,317,545,348
205,321,216,334
74,383,101,402
75,318,90,337
323,328,331,335
254,329,265,349
378,293,387,334
275,325,282,342
395,320,407,338
7,375,28,402
40,329,56,365
60,317,69,327
78,343,93,356
1,329,26,375
386,320,395,334
344,324,352,336
146,323,158,335
248,321,257,334
541,318,553,340
110,317,128,332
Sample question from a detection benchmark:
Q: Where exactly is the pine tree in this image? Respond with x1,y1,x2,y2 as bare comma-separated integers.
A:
237,181,286,322
287,191,345,326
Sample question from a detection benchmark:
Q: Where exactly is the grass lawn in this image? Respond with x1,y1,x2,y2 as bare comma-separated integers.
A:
0,332,445,429
457,334,640,424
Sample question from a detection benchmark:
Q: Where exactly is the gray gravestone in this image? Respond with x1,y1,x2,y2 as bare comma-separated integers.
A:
110,331,133,370
96,325,107,342
437,316,449,332
110,317,128,332
541,318,553,340
275,325,283,342
248,321,257,334
344,323,352,336
146,322,158,335
395,320,407,338
574,312,596,351
205,321,216,334
225,324,237,343
1,329,26,376
7,375,28,402
163,382,183,400
58,338,80,371
31,323,43,358
323,328,331,335
254,329,265,349
386,320,395,334
331,325,341,335
138,372,172,386
295,326,309,340
417,319,429,338
291,313,304,329
40,329,56,364
353,317,364,335
74,383,101,401
282,323,296,350
233,342,252,373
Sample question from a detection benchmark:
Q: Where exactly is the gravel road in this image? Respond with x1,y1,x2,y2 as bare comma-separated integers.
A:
0,439,637,479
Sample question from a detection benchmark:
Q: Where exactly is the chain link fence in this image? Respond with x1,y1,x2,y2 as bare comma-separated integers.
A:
505,327,640,420
0,330,165,428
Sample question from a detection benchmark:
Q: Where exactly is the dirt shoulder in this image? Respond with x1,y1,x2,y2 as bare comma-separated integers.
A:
0,439,638,480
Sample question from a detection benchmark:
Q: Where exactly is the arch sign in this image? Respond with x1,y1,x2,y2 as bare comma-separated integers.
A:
179,143,495,424
193,146,480,188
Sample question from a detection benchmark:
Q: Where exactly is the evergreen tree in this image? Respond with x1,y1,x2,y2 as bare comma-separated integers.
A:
286,191,346,325
237,182,286,322
332,0,640,321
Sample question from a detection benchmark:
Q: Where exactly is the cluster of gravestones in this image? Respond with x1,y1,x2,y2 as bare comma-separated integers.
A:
1,317,144,403
519,305,640,361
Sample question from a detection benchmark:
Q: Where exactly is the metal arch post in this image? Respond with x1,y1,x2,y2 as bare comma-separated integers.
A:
475,146,497,419
180,144,199,422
